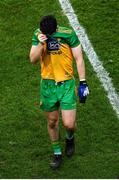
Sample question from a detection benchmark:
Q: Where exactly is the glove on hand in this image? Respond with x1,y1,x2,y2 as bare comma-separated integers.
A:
38,34,47,44
78,80,89,103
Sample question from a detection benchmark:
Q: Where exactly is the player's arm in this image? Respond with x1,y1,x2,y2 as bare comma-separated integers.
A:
29,33,47,64
71,44,85,81
71,44,89,103
29,44,44,64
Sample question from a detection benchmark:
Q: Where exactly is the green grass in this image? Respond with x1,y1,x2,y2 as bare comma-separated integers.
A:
0,0,119,178
71,0,119,92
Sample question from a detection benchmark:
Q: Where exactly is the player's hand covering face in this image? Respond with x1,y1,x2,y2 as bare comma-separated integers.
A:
38,34,47,44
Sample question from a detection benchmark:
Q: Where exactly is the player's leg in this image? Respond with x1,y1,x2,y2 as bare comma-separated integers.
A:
40,79,62,169
59,79,77,156
45,110,60,144
62,109,76,156
45,110,62,169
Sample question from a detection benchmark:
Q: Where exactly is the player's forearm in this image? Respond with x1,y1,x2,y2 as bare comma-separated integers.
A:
30,44,44,64
76,57,86,81
71,45,86,80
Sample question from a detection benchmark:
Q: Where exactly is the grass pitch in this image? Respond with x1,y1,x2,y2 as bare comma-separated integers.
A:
0,0,119,178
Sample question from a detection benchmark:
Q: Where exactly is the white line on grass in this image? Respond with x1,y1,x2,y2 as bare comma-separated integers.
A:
59,0,119,118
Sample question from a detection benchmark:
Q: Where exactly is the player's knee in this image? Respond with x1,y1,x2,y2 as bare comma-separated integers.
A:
64,122,75,130
48,118,58,129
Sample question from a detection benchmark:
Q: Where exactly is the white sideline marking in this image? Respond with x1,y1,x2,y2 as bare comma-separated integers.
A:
59,0,119,118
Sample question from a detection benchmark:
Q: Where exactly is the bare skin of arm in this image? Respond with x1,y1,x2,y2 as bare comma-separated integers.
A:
29,43,44,64
71,44,86,81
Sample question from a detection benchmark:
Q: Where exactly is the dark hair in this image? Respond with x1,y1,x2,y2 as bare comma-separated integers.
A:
40,15,57,35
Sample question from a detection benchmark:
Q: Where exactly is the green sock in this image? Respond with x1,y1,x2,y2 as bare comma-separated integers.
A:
52,140,62,155
66,130,74,139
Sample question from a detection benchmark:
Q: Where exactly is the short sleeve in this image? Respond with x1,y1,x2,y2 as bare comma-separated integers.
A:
32,29,40,46
67,30,80,48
